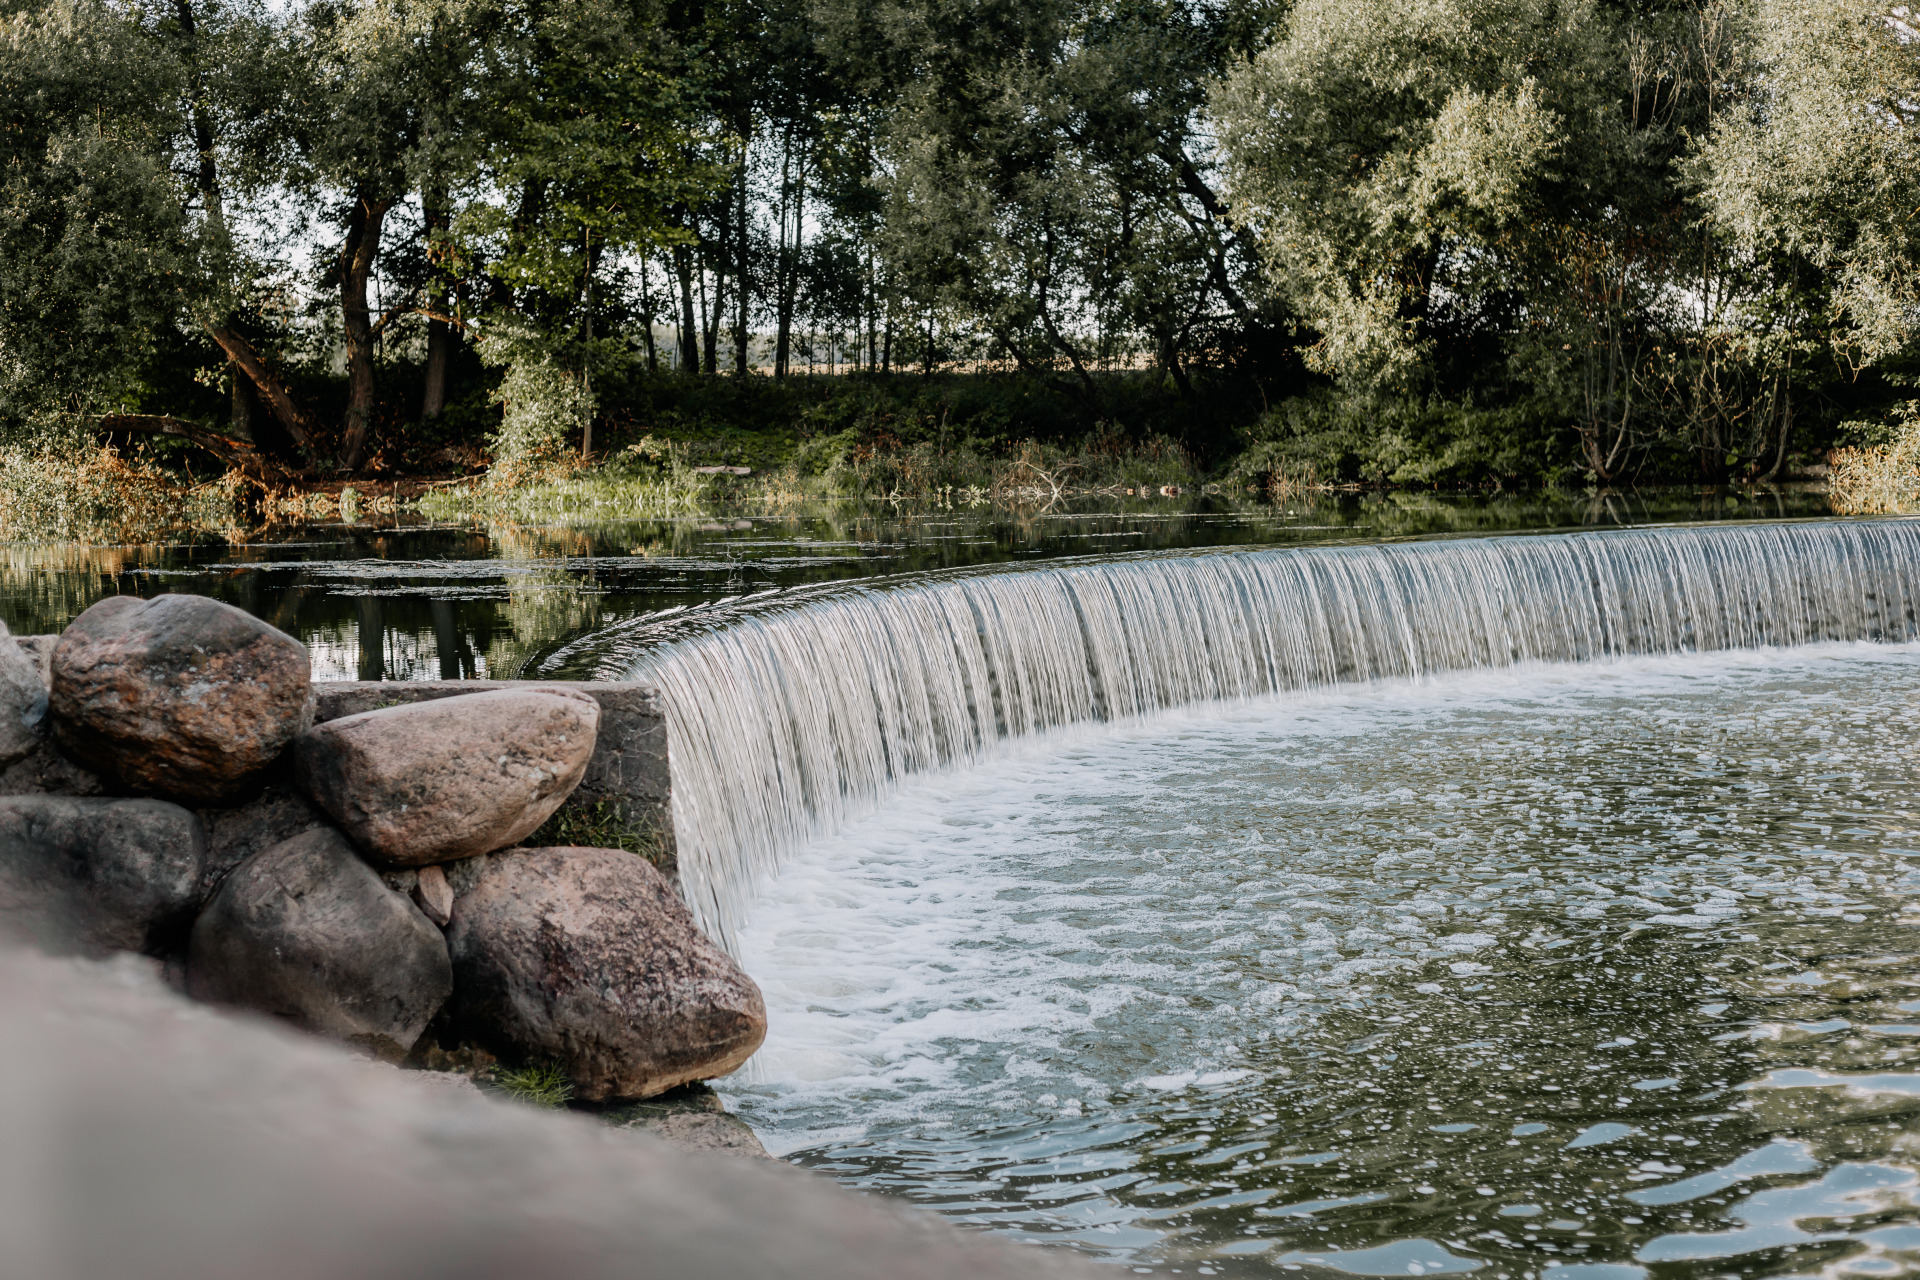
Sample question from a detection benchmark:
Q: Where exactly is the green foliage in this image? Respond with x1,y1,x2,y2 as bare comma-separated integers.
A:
483,334,594,482
494,1061,574,1108
1229,391,1571,490
1,0,1916,499
0,0,190,423
529,799,672,868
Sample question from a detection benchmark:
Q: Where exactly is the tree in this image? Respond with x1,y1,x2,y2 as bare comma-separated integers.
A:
460,0,717,462
1690,0,1920,370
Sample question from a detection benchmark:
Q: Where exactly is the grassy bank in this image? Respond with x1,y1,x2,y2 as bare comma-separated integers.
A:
5,370,1911,543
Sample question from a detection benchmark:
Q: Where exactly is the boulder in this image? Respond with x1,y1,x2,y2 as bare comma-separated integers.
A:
0,627,47,770
296,688,600,867
50,595,312,804
0,742,104,799
188,827,452,1058
0,795,206,954
9,632,56,684
446,847,765,1101
196,782,329,902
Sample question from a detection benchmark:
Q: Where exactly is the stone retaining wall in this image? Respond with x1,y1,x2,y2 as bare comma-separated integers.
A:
0,602,757,1103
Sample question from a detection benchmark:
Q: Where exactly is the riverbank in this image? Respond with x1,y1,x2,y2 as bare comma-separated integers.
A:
0,432,1860,546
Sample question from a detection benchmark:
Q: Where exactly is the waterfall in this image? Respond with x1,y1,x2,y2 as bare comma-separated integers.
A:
626,519,1920,949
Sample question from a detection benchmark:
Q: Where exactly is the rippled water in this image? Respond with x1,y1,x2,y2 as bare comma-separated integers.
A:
723,643,1920,1278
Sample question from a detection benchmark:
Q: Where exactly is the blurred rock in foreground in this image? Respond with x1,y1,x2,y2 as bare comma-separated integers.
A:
0,944,1093,1280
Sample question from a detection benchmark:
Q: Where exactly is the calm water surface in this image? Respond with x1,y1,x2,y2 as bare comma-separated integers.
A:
0,489,1829,680
724,644,1920,1279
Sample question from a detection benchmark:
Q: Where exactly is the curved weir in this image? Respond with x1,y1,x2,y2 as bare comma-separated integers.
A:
628,518,1920,947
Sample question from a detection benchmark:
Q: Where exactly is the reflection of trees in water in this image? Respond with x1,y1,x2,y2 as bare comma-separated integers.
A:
3,491,1840,668
0,543,177,637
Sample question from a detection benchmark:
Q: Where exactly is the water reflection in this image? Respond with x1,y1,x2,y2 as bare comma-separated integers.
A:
0,487,1835,679
724,644,1920,1277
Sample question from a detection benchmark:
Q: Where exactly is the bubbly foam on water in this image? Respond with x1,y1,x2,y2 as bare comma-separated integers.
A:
721,645,1920,1275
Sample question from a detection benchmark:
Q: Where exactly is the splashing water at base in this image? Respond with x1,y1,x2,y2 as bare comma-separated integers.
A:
721,644,1920,1278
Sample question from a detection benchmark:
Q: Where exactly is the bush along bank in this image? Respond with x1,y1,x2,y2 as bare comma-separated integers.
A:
0,599,764,1101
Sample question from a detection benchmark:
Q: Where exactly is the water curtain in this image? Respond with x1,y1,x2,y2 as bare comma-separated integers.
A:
629,520,1920,950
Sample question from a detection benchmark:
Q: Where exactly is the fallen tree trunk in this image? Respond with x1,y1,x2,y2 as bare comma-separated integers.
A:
95,415,297,487
201,326,322,457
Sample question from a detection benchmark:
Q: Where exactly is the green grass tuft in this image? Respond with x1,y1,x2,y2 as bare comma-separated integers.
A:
531,800,672,871
495,1062,574,1108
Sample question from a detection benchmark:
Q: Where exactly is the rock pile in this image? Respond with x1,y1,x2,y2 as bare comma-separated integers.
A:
0,601,763,1100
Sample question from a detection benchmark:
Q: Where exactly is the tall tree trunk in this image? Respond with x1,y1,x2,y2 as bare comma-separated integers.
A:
338,192,393,472
774,126,795,379
866,245,877,372
580,225,594,458
673,243,699,373
230,371,255,443
640,253,658,373
702,257,723,375
733,143,751,375
421,191,451,420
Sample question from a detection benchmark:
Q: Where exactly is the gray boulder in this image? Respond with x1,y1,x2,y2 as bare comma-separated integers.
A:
188,827,452,1058
0,795,206,954
0,740,104,799
0,626,46,770
51,595,312,804
296,688,599,867
447,847,766,1102
9,632,55,684
0,945,1101,1280
196,782,328,902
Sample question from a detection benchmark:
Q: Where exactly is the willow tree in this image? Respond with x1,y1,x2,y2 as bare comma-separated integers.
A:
1690,0,1920,377
1212,0,1742,478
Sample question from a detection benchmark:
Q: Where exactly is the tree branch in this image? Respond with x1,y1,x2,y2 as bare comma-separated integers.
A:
95,414,296,486
202,324,320,454
370,305,467,339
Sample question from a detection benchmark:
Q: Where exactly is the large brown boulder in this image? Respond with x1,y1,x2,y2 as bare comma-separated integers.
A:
295,688,599,867
446,847,765,1101
50,595,312,804
0,795,206,954
188,827,452,1058
0,627,47,770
